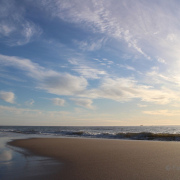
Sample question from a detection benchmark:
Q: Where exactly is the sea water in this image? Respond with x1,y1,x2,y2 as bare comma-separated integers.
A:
1,126,180,141
1,126,180,179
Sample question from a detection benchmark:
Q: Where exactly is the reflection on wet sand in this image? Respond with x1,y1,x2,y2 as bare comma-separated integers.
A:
0,150,12,161
0,133,62,180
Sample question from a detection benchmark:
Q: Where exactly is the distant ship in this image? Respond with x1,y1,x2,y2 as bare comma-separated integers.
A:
140,125,143,126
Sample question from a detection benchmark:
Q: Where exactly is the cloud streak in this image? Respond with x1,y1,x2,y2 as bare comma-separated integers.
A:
143,110,180,116
70,98,95,109
74,38,106,51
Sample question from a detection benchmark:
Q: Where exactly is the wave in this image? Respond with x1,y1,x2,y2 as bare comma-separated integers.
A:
1,128,180,141
58,131,180,141
115,132,180,141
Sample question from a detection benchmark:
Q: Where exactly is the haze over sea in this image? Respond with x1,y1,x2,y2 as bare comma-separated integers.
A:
2,126,180,141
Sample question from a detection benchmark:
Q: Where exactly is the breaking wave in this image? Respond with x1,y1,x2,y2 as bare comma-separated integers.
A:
1,127,180,141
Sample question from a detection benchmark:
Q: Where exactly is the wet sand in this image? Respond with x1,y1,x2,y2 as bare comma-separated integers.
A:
9,138,180,180
0,134,63,180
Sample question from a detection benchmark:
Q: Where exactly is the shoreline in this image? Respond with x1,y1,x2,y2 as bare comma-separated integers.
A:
2,125,180,142
0,133,63,180
8,137,180,180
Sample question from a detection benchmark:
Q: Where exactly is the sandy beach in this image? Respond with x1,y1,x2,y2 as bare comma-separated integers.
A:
8,137,180,180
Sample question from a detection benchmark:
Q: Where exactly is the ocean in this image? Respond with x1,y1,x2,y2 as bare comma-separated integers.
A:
1,125,180,141
1,126,180,179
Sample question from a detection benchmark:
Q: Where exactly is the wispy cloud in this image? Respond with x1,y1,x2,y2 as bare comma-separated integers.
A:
34,0,180,69
0,23,15,36
0,91,15,104
73,38,105,51
0,0,42,46
37,0,151,59
157,57,166,64
146,67,180,88
52,98,65,106
15,22,42,46
68,58,107,79
118,64,142,74
0,105,66,116
25,99,34,106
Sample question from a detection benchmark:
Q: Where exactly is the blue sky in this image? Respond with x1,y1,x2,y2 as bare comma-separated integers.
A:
1,0,180,126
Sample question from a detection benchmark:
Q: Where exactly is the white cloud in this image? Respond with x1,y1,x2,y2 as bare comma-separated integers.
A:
0,54,88,96
73,66,106,79
107,61,113,65
25,99,34,106
119,64,136,71
0,54,179,105
0,54,44,79
0,91,15,103
81,78,179,104
52,98,65,106
41,73,87,95
70,98,95,109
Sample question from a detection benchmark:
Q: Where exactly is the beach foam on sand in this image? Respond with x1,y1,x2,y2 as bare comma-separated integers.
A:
9,138,180,180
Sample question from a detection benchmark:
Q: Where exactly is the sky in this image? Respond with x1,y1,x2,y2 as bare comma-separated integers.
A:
1,0,180,126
